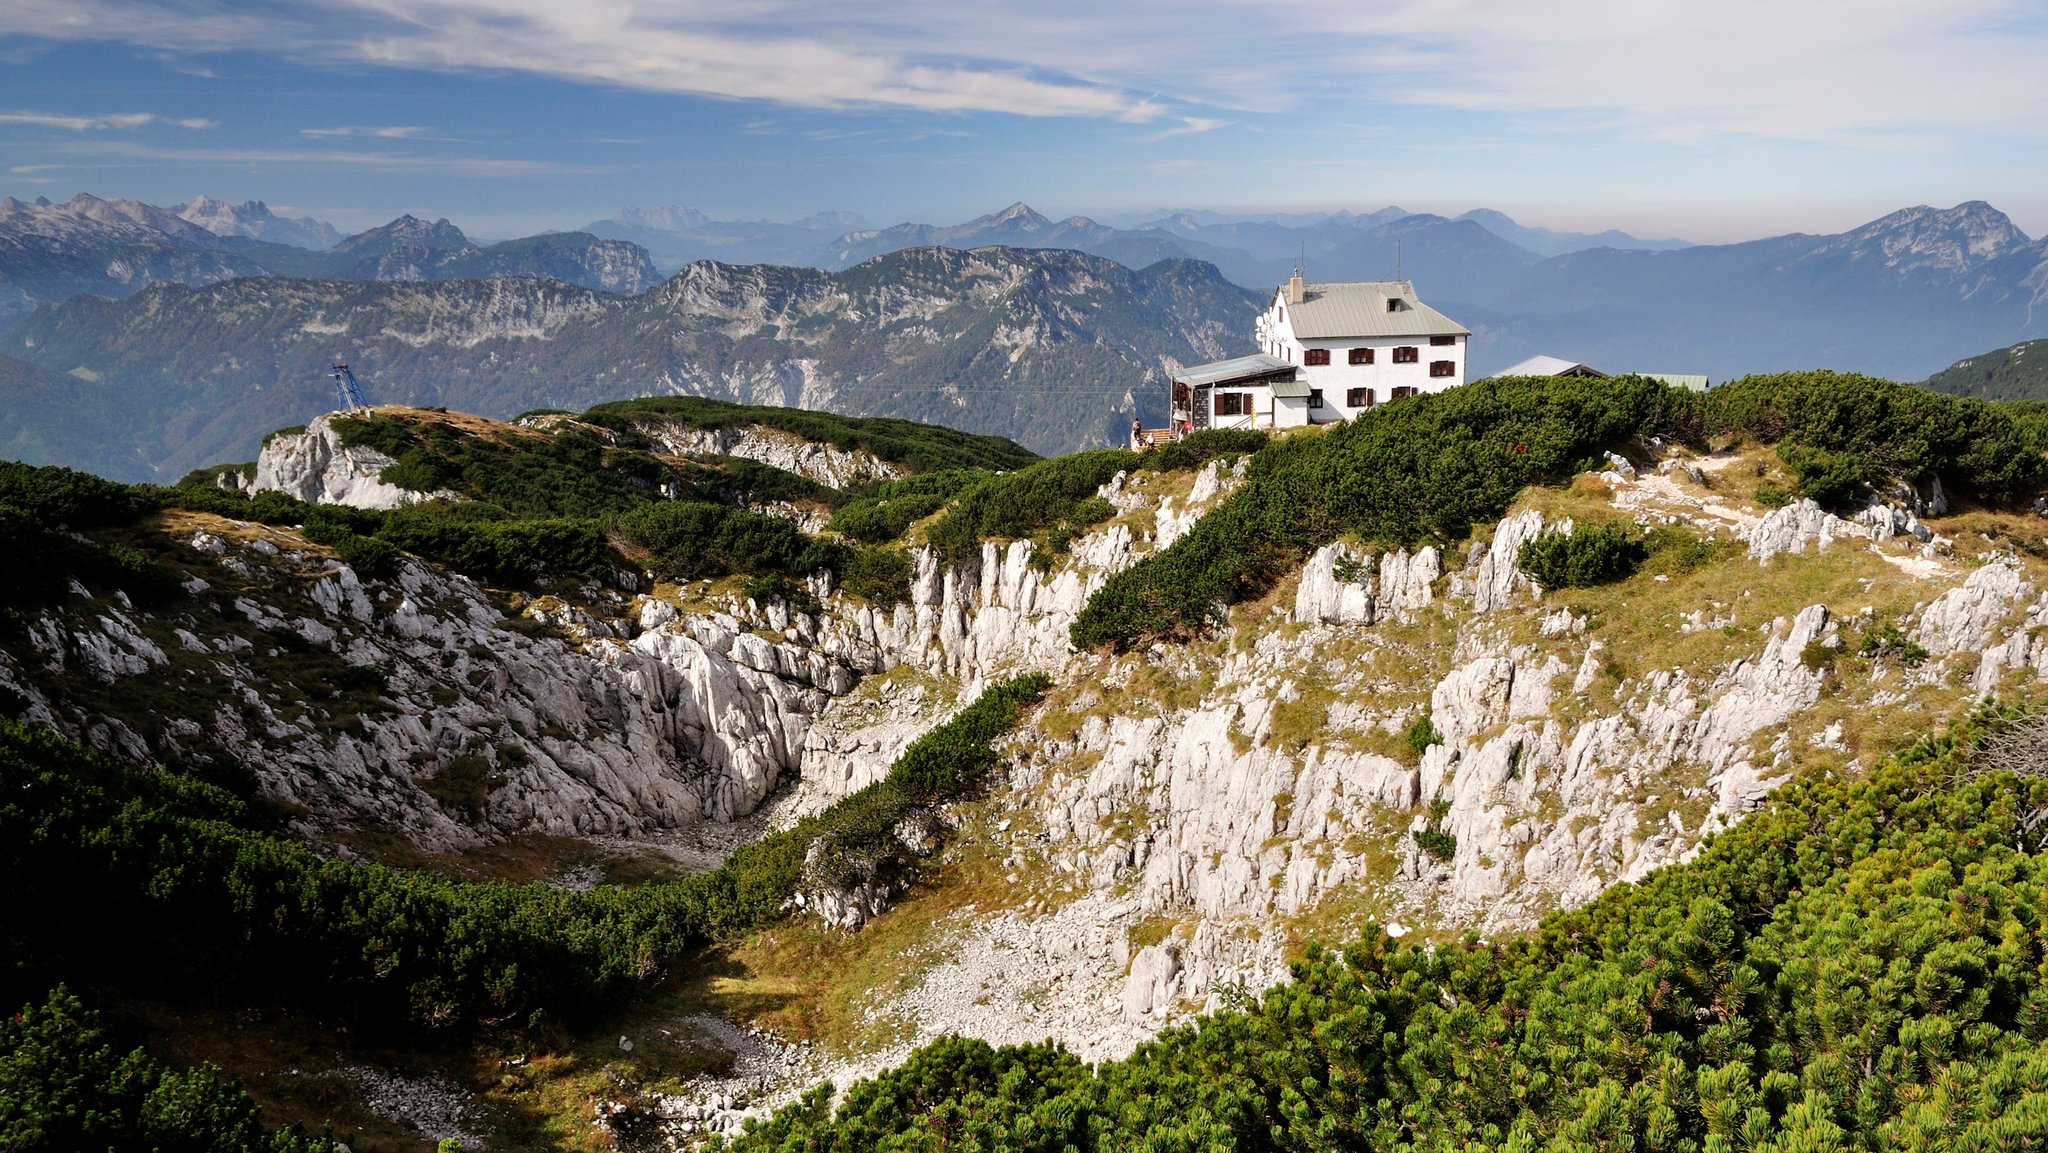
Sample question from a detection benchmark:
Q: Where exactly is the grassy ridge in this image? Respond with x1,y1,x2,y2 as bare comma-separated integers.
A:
1074,372,2048,650
1072,375,1695,649
722,706,2048,1152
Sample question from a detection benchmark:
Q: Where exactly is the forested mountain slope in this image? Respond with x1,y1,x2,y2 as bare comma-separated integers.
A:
0,194,656,327
1925,336,2048,402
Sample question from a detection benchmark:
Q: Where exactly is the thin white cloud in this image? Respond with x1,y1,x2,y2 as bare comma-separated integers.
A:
0,110,154,130
1139,116,1230,143
0,0,1161,120
1246,0,2048,143
301,124,431,139
1,0,2044,145
35,140,607,177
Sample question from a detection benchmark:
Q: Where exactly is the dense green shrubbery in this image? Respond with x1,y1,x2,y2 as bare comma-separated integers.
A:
712,455,845,510
722,707,2048,1152
0,463,183,608
0,676,1047,1032
618,500,825,581
1140,427,1267,474
1516,521,1651,589
926,449,1138,564
834,544,916,608
1073,376,1699,649
1706,370,2047,509
0,987,332,1153
1074,371,2048,650
828,471,988,544
376,506,612,586
578,396,1039,475
333,415,690,518
0,459,158,526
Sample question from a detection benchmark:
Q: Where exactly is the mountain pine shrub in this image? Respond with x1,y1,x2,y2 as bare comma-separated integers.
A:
1515,521,1650,589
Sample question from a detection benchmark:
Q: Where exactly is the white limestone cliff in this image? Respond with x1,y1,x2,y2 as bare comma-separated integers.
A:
250,411,436,510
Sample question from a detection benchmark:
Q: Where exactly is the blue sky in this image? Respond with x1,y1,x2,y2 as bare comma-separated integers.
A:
2,0,2045,243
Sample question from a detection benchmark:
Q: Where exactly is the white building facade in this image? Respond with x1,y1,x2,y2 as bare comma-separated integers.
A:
1251,276,1469,427
1166,277,1472,434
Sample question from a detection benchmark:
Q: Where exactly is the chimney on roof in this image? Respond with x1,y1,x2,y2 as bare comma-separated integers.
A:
1286,272,1304,304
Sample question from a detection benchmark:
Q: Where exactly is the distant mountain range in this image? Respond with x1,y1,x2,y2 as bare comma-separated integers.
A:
587,200,1689,285
2,246,1258,480
174,196,342,249
0,194,658,326
7,191,2048,482
581,205,870,269
1454,201,2048,382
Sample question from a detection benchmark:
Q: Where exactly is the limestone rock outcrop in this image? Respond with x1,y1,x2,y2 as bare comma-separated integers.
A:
250,412,433,509
632,422,904,490
1293,544,1440,626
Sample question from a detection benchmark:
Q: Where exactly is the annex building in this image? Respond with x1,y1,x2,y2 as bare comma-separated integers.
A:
1166,275,1469,435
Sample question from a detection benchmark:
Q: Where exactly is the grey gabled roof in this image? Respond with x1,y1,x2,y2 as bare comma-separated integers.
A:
1282,280,1470,339
1487,354,1607,379
1172,352,1295,387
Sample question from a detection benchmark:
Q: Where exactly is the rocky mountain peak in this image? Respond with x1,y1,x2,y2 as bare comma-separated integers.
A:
1820,200,2035,273
335,214,473,255
983,201,1052,229
174,196,342,249
0,192,217,246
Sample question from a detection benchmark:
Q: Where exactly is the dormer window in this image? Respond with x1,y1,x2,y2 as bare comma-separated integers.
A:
1386,298,1407,312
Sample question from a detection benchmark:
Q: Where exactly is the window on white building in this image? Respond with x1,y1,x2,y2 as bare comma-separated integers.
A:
1349,348,1373,365
1430,360,1456,378
1303,349,1330,366
1347,387,1374,408
1392,346,1419,364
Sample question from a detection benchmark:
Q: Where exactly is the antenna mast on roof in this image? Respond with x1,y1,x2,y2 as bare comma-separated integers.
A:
1394,239,1403,281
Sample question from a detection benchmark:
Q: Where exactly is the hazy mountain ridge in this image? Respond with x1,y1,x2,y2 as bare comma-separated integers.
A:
587,199,1691,285
582,205,867,269
3,245,1259,479
1456,200,2048,380
174,195,343,249
1453,207,1691,256
0,194,659,326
